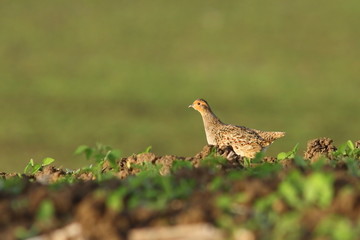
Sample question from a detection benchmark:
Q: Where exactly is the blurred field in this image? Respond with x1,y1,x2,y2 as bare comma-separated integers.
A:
0,0,359,172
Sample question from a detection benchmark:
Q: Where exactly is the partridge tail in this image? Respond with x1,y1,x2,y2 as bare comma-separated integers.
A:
258,131,286,143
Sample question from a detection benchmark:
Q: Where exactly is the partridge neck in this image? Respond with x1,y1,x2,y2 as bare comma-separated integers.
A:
201,110,222,127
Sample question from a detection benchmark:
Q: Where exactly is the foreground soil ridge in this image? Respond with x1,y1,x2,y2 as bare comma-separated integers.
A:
0,137,360,240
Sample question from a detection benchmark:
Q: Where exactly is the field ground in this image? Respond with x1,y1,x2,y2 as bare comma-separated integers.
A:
1,138,359,240
1,1,360,172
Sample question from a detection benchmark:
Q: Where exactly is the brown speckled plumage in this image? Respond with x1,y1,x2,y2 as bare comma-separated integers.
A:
189,99,285,158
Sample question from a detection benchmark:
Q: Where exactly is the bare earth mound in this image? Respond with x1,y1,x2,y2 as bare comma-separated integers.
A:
0,138,360,240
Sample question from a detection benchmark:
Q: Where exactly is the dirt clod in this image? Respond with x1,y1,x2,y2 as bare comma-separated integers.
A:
304,137,337,161
355,140,360,149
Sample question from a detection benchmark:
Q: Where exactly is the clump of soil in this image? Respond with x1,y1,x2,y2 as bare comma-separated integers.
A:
34,166,67,184
304,137,337,161
355,140,360,149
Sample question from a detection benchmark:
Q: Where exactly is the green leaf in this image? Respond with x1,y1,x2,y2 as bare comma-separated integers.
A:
315,216,355,240
133,162,162,177
244,158,251,167
32,164,42,174
74,145,89,155
277,143,299,160
171,160,193,172
200,155,227,168
272,212,301,240
42,157,55,166
248,162,282,178
344,158,360,177
311,157,326,170
288,143,299,159
108,149,121,161
106,187,127,212
254,193,278,212
304,172,334,208
278,170,304,208
144,146,152,153
294,156,308,167
74,145,93,159
292,143,299,153
337,143,347,155
252,151,265,163
347,140,355,151
277,152,288,160
216,195,233,210
278,181,301,208
24,160,32,174
208,176,223,191
36,199,55,222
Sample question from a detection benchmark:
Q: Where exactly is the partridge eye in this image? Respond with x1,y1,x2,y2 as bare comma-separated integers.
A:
197,102,201,105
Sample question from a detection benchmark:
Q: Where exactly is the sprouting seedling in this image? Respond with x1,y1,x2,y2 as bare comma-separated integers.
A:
24,157,55,175
240,150,263,168
132,162,163,177
36,199,55,223
200,155,227,169
277,143,299,160
141,146,152,153
74,143,121,180
278,170,334,209
333,140,360,159
243,157,251,168
75,143,121,164
171,159,193,172
74,145,94,160
106,186,128,212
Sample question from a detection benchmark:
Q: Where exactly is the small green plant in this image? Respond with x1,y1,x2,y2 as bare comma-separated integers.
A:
50,174,78,187
132,162,163,177
141,146,152,153
75,143,121,164
215,193,249,235
0,177,25,194
253,151,266,163
36,199,55,222
303,172,334,208
104,170,197,211
106,186,128,212
171,159,193,172
200,155,227,169
243,157,252,168
242,151,265,168
75,143,121,180
24,157,55,175
207,175,224,191
344,158,360,177
333,140,360,159
15,226,38,240
332,140,360,176
278,170,334,209
293,156,308,168
315,215,357,240
271,212,302,240
277,143,299,160
247,162,282,178
215,193,247,212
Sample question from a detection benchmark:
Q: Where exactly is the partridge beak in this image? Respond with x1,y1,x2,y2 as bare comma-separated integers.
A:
188,104,193,108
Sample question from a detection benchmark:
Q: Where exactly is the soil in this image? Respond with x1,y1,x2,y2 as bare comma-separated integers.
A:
0,138,359,240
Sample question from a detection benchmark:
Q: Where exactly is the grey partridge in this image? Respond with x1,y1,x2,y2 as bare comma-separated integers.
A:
189,99,285,158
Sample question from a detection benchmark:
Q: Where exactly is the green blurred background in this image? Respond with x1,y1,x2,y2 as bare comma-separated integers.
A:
0,1,359,172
